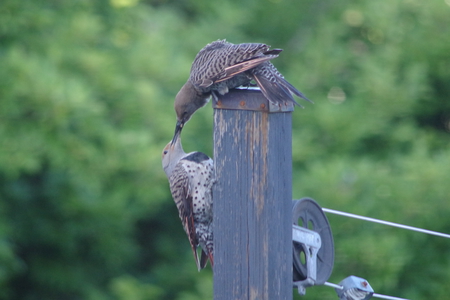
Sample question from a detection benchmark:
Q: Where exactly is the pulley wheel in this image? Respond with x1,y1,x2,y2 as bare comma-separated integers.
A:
292,198,334,285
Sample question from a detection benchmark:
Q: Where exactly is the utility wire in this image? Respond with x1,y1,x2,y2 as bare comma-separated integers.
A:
323,282,410,300
322,208,450,239
319,207,450,300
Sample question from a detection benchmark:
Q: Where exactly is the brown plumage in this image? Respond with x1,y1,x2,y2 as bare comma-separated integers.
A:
162,133,214,270
172,39,311,142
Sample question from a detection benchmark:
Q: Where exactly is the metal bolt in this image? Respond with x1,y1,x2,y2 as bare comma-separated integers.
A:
240,100,246,106
260,103,266,109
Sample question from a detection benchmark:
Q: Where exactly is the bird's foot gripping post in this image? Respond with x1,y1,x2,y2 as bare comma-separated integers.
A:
292,198,335,296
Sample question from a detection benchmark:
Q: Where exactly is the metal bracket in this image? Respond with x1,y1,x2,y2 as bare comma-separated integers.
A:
336,276,374,300
292,198,335,296
292,225,322,295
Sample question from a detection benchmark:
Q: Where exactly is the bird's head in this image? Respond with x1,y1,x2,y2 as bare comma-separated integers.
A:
162,132,186,178
173,81,209,144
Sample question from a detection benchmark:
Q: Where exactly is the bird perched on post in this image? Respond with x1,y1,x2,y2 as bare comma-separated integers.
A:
172,39,311,141
162,131,214,270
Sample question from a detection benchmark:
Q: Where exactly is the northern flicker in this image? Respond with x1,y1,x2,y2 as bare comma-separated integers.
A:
162,132,214,270
172,39,312,142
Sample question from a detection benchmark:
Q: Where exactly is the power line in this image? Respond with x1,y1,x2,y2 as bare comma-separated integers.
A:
307,206,448,300
319,207,449,300
322,208,450,239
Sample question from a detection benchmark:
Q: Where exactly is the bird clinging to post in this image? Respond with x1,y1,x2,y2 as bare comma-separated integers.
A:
162,131,214,270
172,39,312,143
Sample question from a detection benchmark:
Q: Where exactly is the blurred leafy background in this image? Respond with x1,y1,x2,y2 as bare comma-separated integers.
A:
0,0,449,299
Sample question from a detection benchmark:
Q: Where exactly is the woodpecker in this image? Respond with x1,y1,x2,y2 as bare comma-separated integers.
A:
172,39,312,142
162,132,214,270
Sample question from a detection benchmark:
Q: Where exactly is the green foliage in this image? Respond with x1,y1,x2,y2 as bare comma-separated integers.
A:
0,0,449,299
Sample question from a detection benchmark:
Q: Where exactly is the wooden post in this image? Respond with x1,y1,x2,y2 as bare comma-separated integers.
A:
213,89,293,300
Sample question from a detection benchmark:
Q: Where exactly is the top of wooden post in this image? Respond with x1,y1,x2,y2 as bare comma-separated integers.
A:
212,88,295,113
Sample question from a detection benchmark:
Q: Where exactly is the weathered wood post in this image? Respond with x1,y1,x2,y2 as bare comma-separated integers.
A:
213,89,293,300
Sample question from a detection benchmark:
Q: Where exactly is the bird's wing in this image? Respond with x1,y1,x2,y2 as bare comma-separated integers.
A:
194,55,277,88
212,54,279,84
169,164,201,270
191,42,277,88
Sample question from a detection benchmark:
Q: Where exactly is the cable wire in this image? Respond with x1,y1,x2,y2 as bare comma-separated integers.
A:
319,207,450,300
322,208,450,239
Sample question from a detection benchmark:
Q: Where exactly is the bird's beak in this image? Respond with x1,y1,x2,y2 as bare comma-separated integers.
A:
171,120,183,145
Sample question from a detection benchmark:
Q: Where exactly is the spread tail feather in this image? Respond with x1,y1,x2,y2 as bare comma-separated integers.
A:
252,70,311,107
279,77,313,104
200,249,214,269
252,73,301,107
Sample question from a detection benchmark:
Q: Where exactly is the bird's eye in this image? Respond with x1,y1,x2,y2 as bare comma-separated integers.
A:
163,150,168,155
